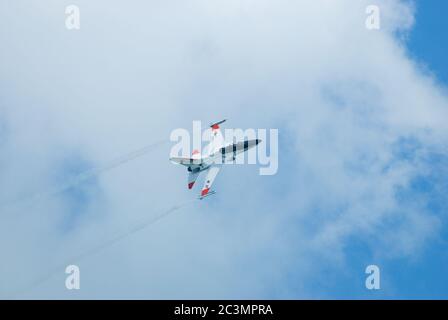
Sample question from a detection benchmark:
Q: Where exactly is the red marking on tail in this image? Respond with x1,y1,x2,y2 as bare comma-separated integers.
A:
201,188,210,196
188,182,195,189
211,124,220,130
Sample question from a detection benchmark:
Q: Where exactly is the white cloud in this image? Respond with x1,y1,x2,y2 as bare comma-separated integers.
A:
0,0,447,298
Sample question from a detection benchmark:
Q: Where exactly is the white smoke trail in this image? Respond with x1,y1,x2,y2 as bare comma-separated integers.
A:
0,140,168,219
7,199,197,299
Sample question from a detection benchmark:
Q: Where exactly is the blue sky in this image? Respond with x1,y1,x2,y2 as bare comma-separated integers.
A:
1,0,448,299
356,0,448,299
409,1,448,84
293,0,448,299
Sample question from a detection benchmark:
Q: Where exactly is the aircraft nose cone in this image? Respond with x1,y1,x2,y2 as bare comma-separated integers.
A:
256,139,262,145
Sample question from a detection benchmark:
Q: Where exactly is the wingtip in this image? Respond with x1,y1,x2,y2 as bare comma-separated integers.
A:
198,190,216,200
201,188,210,196
210,119,227,129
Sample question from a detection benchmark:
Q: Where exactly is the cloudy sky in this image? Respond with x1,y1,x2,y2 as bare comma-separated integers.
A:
0,0,447,299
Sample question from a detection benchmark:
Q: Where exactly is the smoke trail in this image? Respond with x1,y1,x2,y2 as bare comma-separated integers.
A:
7,199,197,299
0,139,168,218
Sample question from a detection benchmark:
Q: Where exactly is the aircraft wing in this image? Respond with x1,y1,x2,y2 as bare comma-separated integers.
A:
188,171,200,189
170,157,202,166
200,165,221,198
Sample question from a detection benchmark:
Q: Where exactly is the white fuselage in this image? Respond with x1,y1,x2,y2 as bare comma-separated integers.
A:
189,139,261,173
